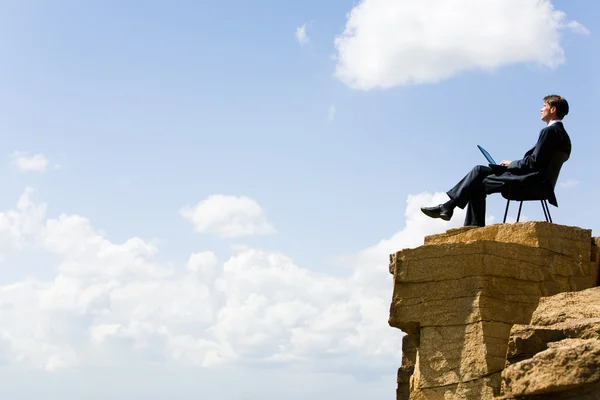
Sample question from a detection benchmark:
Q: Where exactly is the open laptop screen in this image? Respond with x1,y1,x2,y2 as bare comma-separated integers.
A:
477,145,497,165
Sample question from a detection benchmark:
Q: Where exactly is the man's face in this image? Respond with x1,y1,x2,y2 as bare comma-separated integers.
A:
540,101,556,123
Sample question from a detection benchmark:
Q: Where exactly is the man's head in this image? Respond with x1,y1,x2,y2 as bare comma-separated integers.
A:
541,94,569,123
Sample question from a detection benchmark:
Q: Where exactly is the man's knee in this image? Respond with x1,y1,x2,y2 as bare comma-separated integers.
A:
473,165,487,173
483,177,504,194
471,165,491,178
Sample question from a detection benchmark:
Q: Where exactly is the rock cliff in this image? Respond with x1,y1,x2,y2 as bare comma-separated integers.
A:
388,222,600,400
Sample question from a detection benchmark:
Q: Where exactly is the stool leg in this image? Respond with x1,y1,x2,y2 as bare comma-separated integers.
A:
540,200,549,222
503,199,510,223
516,201,523,222
542,200,553,223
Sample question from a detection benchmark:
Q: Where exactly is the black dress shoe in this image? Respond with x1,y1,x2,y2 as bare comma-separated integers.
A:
420,204,453,221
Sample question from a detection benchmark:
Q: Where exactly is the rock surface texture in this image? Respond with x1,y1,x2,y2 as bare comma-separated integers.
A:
388,222,600,400
502,287,600,399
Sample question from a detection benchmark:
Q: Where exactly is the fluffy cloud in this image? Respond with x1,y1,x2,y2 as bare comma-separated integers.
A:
333,0,588,90
0,187,470,380
296,24,309,46
180,195,276,238
10,151,49,172
0,187,46,258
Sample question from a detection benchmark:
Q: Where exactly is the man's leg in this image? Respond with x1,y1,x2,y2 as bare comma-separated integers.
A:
463,173,507,227
421,165,493,221
463,183,485,226
446,165,494,209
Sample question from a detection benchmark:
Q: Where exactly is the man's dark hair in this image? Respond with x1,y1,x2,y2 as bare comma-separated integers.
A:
544,94,569,119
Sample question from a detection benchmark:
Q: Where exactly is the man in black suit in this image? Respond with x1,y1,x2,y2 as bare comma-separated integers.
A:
421,94,571,227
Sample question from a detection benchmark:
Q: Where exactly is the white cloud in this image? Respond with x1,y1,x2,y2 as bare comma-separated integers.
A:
187,251,218,275
559,178,579,188
11,152,49,172
296,24,309,46
0,187,46,258
566,21,590,35
333,0,588,90
0,187,491,387
179,195,276,238
328,104,336,122
0,188,405,373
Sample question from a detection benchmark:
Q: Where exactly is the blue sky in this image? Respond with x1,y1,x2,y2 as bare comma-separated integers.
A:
0,1,598,399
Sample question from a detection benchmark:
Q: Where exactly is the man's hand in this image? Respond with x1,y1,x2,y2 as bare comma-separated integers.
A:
499,160,512,166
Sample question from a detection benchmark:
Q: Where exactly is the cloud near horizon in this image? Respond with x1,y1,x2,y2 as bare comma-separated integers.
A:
0,187,467,376
333,0,589,90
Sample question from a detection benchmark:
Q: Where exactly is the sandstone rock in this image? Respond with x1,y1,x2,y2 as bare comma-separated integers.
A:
502,339,600,397
410,373,501,400
505,324,565,366
506,318,600,367
413,321,511,388
389,222,599,400
397,365,414,400
423,222,591,261
397,334,419,400
591,236,600,264
501,287,600,398
530,286,600,326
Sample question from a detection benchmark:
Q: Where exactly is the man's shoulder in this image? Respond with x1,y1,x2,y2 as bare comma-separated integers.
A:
541,122,568,135
550,121,567,129
543,122,571,152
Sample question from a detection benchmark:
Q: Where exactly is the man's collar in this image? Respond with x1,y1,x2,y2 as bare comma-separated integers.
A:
548,119,562,126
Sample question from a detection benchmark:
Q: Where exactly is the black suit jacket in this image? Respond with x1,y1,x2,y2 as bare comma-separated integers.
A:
506,121,571,181
497,121,571,206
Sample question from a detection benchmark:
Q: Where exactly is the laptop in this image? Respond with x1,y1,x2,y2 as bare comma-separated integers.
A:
477,145,507,173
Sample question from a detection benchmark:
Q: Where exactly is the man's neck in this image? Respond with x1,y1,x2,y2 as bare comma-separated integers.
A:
547,119,562,126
